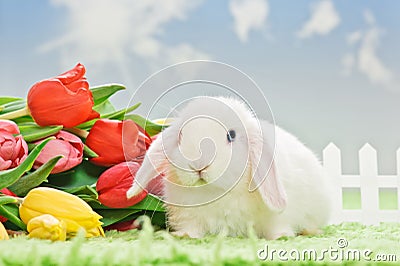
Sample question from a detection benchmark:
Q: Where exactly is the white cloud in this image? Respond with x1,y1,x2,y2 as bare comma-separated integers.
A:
358,26,393,84
341,53,355,76
364,9,376,25
342,10,397,92
346,31,362,45
229,0,269,42
297,0,340,38
39,0,209,67
164,44,211,64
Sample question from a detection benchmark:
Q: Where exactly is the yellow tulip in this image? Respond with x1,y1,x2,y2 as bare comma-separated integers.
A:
0,222,9,240
20,187,104,238
27,214,66,241
153,118,173,126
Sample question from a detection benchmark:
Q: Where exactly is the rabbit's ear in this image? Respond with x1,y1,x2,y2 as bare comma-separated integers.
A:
127,132,168,199
248,124,287,212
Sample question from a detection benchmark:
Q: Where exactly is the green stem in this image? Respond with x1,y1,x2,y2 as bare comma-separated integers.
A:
65,127,89,138
0,106,30,120
0,205,26,230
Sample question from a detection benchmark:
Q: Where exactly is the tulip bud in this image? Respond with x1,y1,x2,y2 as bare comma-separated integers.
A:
0,120,28,171
27,214,67,241
96,162,148,208
33,131,84,174
27,63,99,127
0,222,9,240
86,119,151,167
20,187,104,238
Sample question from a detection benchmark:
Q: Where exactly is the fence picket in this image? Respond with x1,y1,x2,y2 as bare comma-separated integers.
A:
323,143,343,224
323,143,400,224
397,148,400,217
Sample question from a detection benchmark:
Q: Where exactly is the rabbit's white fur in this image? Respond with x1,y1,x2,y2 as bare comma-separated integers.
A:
128,96,332,239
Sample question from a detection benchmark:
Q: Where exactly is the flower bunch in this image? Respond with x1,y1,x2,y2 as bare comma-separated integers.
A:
0,63,166,241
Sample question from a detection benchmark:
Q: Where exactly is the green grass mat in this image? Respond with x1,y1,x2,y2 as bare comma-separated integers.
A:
0,223,399,265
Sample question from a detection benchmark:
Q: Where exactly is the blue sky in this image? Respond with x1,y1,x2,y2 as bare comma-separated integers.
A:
1,0,399,174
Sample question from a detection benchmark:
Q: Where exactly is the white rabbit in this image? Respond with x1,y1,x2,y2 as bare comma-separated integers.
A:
127,96,332,239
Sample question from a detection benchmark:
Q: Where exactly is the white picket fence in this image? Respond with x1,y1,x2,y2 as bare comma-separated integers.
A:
323,143,400,224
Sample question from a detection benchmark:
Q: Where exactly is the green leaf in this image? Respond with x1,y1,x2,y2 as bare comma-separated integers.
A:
83,144,99,158
0,97,23,106
76,194,101,205
97,209,142,227
0,100,26,114
128,194,165,212
89,194,165,212
0,204,26,230
125,114,165,136
18,122,62,142
77,102,141,129
80,194,166,227
90,84,125,106
76,119,96,130
46,160,106,190
13,115,34,124
102,211,166,228
0,196,19,206
64,185,98,198
0,138,52,189
8,155,63,196
104,102,141,120
145,211,166,229
93,99,116,115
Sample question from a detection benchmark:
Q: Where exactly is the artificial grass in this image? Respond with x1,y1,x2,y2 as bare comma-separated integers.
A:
0,222,399,266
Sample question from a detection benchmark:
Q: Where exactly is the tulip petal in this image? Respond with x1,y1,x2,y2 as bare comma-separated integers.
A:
56,63,85,85
96,162,140,191
0,135,15,160
56,130,84,147
0,222,9,240
0,120,20,134
66,80,89,93
145,173,165,196
86,110,100,121
0,157,12,171
14,136,28,166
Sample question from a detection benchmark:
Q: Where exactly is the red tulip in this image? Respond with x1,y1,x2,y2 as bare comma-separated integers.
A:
0,120,28,171
33,131,83,174
0,188,16,222
104,219,139,232
146,173,164,196
27,63,99,128
96,162,148,208
85,119,151,167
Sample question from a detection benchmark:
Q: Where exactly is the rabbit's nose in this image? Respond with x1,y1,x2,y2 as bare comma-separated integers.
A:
187,137,215,172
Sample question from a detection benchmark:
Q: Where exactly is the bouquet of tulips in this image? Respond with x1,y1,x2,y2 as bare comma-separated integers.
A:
0,63,166,241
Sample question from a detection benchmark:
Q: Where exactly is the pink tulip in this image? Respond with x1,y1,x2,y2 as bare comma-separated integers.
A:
33,131,83,174
0,120,28,171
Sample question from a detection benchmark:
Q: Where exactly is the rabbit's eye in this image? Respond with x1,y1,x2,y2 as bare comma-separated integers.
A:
227,130,236,143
